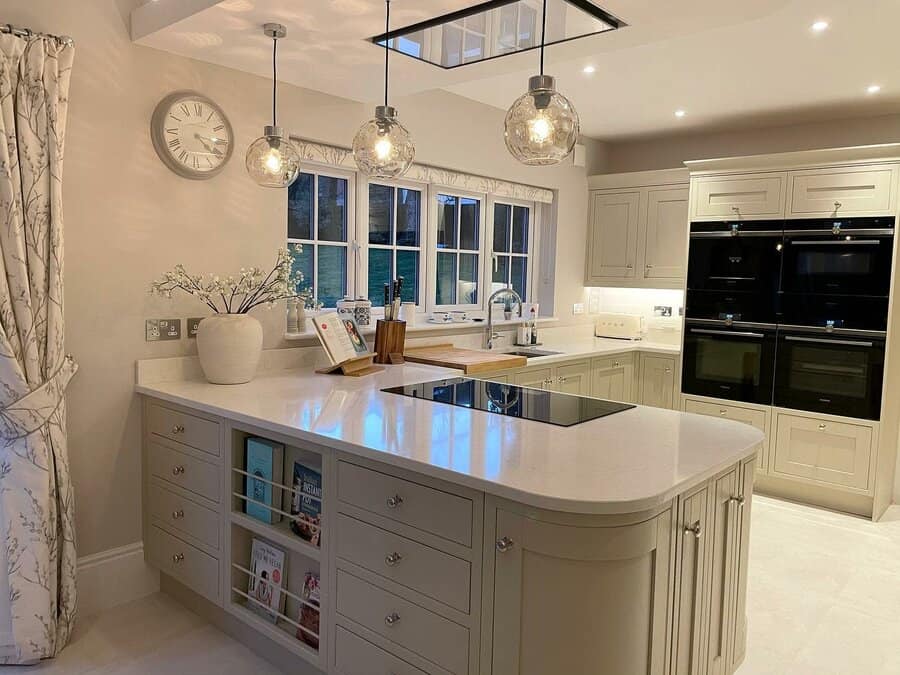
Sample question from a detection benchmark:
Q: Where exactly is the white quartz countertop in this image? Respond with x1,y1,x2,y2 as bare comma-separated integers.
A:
136,362,761,515
501,335,680,367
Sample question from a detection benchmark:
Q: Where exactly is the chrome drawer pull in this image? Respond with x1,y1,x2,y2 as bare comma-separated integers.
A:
172,553,185,564
171,424,185,434
384,612,401,626
496,536,515,553
386,494,403,509
172,465,185,476
684,522,702,539
385,552,403,566
171,509,184,520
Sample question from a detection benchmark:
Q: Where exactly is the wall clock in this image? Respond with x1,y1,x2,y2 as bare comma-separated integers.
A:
150,91,234,180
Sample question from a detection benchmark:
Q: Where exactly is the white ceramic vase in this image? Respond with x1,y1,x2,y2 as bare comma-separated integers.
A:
196,314,263,385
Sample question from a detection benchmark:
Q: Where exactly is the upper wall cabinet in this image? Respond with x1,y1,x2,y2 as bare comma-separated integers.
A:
585,173,689,288
787,164,899,218
691,172,787,221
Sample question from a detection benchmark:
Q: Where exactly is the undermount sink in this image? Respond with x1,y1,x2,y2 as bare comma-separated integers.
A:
504,349,562,358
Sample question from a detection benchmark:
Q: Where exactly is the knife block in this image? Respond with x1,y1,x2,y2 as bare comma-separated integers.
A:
374,320,406,364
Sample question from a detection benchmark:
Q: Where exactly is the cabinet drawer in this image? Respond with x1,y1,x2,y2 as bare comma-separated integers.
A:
788,166,896,216
334,625,433,675
336,570,469,674
149,482,220,550
336,514,471,613
148,403,220,457
148,526,219,604
773,414,873,491
693,174,786,219
149,441,220,503
683,399,768,471
338,462,473,547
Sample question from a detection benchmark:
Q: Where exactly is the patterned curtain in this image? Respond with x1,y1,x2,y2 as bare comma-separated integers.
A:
0,32,77,663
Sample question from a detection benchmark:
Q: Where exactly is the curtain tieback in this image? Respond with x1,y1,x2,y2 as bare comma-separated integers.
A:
0,355,78,439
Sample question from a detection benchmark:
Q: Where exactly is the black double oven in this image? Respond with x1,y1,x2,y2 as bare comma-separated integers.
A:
683,216,892,421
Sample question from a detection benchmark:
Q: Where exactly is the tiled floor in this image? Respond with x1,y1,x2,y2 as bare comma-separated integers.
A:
7,496,900,674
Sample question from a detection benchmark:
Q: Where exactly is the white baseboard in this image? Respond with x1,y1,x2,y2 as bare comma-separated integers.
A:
77,542,159,618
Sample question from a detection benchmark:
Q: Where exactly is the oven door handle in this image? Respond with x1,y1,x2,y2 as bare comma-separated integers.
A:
788,239,881,246
690,329,765,338
784,336,874,347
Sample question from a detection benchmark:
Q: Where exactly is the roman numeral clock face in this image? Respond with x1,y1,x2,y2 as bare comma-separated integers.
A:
151,92,234,180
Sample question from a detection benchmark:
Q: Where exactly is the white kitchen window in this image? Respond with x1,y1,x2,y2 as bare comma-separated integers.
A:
490,199,534,302
287,167,355,308
362,179,427,308
428,189,486,311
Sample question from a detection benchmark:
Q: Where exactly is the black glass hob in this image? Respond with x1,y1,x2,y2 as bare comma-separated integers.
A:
382,377,635,427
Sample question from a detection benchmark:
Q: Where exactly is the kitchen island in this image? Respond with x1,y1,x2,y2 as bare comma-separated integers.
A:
137,361,762,675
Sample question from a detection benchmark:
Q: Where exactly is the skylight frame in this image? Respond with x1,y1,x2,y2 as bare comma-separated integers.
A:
370,0,626,70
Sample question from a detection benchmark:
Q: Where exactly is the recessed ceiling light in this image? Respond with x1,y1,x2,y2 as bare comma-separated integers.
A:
867,84,882,94
675,109,687,118
811,20,829,32
583,65,596,74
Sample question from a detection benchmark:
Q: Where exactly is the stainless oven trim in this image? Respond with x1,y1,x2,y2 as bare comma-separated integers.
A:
784,336,874,348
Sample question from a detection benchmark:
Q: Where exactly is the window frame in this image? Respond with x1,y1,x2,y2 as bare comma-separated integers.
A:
286,163,357,309
359,176,429,314
426,185,489,313
487,195,539,306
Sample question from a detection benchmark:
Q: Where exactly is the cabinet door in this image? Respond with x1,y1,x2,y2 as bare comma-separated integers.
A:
693,173,786,220
683,399,769,473
772,413,873,491
591,355,635,403
513,367,553,390
730,459,755,671
639,355,676,409
586,191,640,281
491,508,673,675
643,187,689,281
555,360,591,395
673,486,710,675
788,165,897,217
705,467,740,675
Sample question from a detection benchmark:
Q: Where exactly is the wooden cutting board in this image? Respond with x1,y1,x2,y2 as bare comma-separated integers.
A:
403,344,527,374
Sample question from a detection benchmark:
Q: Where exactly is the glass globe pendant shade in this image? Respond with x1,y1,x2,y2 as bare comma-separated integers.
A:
504,75,580,166
353,106,415,179
245,125,302,188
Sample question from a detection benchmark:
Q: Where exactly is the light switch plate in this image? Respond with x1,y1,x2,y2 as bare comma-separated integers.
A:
146,318,181,341
573,303,585,315
187,317,203,338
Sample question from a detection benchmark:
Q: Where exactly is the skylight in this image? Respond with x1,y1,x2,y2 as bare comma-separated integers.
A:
372,0,624,69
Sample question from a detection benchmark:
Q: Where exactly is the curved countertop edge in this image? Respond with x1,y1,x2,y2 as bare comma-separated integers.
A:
135,378,761,516
491,337,681,370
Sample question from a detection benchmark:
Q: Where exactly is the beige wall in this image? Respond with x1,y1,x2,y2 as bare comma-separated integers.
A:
604,113,900,173
5,0,594,556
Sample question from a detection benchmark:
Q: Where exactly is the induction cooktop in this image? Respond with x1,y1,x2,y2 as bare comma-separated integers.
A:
382,377,635,427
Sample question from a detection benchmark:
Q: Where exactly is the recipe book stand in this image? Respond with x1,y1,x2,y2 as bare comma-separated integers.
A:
315,353,384,377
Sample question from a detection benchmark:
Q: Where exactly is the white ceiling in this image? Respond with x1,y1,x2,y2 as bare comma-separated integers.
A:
132,0,900,140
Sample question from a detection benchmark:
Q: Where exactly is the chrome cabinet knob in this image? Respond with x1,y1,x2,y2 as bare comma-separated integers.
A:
684,522,702,539
626,264,634,270
171,424,185,434
172,553,185,564
496,536,515,553
384,612,401,626
386,494,403,509
171,509,184,520
730,496,746,508
665,368,672,374
818,423,827,430
614,361,620,367
719,409,728,416
385,552,403,566
646,264,654,269
172,465,185,476
558,376,567,384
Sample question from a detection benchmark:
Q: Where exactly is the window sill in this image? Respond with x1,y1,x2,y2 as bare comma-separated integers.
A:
284,316,559,342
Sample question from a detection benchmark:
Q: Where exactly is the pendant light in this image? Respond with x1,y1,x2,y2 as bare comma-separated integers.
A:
246,23,301,188
503,0,580,166
352,0,415,179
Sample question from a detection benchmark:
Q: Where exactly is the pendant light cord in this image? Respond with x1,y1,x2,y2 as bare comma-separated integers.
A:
539,0,547,76
383,0,390,107
272,33,278,126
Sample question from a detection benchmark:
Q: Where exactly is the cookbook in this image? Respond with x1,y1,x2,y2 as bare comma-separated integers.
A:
313,311,369,365
247,538,285,623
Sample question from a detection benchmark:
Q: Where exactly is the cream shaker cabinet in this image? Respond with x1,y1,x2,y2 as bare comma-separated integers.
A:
489,506,674,675
639,354,677,409
553,359,591,395
787,165,898,217
691,173,787,221
585,184,688,288
672,485,710,675
591,354,635,403
512,366,554,390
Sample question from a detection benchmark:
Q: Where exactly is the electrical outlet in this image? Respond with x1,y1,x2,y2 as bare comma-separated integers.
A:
187,317,204,338
654,305,673,317
588,295,601,315
146,318,182,341
573,303,585,315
